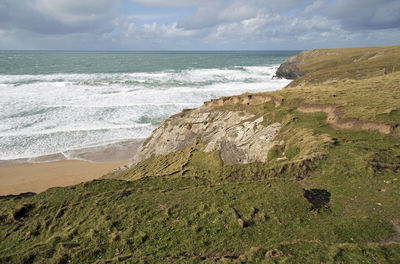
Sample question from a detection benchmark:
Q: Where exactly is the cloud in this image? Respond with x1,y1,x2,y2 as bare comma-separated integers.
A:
209,13,281,40
177,4,221,30
34,0,119,26
177,1,259,30
327,0,400,30
300,0,325,15
126,21,197,38
0,0,120,34
177,0,315,30
161,23,197,37
371,1,400,29
241,13,281,33
0,0,399,50
218,2,259,22
129,0,212,7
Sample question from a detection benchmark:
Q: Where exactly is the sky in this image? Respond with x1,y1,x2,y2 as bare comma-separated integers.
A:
0,0,399,50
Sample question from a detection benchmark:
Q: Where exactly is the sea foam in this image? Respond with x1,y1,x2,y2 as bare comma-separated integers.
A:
0,65,290,160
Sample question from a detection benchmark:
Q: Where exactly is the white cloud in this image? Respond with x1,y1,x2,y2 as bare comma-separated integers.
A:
210,23,240,40
301,0,325,15
127,21,197,38
125,22,135,37
177,0,316,30
143,22,158,33
208,12,281,40
178,1,260,30
161,23,197,37
241,13,281,33
218,2,258,22
289,16,333,32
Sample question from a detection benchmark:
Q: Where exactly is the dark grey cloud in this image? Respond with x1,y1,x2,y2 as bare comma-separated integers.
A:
176,0,400,32
326,0,400,30
0,0,120,35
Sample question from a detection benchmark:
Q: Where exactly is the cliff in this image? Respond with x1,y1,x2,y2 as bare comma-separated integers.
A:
129,46,400,171
1,46,400,263
275,46,400,86
131,93,285,166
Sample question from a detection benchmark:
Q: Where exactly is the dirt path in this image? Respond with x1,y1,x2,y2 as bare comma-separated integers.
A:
297,103,395,135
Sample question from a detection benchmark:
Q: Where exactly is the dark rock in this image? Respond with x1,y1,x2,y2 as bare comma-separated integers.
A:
0,192,36,200
220,140,246,164
303,189,331,210
13,203,35,220
274,61,302,80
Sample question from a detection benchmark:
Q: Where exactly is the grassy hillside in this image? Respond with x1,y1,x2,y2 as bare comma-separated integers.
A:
276,45,400,87
1,46,400,263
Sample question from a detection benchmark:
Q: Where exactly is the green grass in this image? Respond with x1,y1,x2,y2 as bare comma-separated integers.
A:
286,45,400,87
278,71,400,124
2,99,399,263
1,46,400,263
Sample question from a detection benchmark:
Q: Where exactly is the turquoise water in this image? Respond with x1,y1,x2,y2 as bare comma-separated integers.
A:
0,51,297,75
0,51,297,160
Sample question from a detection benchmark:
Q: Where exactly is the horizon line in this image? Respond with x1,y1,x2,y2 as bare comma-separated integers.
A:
0,49,303,52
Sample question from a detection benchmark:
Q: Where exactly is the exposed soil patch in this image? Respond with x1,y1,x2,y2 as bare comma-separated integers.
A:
297,103,396,135
303,189,331,210
265,249,291,259
205,94,396,136
204,94,283,107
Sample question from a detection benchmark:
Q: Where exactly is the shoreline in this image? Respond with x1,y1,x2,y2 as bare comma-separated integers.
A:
0,66,288,196
0,139,144,196
0,138,144,165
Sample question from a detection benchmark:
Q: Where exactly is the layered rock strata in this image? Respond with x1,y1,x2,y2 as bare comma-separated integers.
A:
131,107,281,166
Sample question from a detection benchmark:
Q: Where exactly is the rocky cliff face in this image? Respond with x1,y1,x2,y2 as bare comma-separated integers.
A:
274,49,326,79
131,46,400,168
131,104,281,166
274,55,304,79
274,49,338,79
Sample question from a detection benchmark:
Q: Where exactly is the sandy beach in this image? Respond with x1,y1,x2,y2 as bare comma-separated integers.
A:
0,160,128,196
0,139,143,196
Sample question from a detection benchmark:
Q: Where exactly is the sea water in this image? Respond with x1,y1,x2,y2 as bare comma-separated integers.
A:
0,51,297,161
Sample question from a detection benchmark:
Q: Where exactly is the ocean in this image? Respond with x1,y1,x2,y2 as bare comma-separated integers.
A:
0,51,296,162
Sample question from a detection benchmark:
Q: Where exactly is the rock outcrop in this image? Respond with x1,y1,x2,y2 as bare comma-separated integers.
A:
131,107,281,166
274,56,304,79
274,49,326,79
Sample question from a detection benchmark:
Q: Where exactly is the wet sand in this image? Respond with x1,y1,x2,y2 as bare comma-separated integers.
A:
0,139,144,196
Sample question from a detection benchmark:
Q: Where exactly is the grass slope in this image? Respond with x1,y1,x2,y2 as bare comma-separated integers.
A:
282,45,400,87
1,46,400,263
